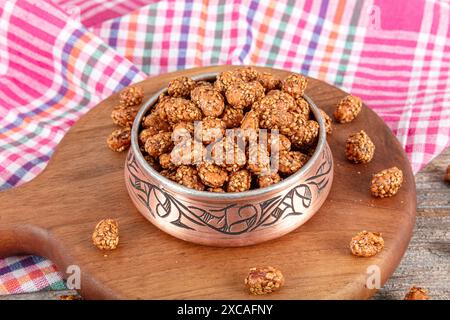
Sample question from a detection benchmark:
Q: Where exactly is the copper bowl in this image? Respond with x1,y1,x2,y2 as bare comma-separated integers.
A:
124,72,334,247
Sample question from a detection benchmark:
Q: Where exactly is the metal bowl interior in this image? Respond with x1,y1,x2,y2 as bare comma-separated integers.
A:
130,72,328,201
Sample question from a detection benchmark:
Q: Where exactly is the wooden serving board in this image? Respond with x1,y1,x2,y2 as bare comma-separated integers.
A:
0,66,416,299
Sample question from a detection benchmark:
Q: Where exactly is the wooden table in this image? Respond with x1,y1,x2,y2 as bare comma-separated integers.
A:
374,147,449,300
1,148,448,301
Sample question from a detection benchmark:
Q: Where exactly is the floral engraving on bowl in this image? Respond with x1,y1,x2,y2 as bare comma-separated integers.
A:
126,147,332,235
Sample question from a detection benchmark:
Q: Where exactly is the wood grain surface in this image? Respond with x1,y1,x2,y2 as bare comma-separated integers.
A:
3,147,448,301
0,66,417,300
5,148,445,301
374,147,450,300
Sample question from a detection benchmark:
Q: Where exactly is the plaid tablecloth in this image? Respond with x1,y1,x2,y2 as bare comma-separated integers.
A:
1,0,449,295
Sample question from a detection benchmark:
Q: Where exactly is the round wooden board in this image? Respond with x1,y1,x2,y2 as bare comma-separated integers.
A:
0,66,416,299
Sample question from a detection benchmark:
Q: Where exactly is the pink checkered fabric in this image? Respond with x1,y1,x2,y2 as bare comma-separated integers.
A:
1,0,449,295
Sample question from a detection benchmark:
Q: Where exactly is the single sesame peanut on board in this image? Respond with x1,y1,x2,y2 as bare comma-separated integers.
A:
334,94,362,123
345,130,375,164
244,266,285,295
404,286,430,300
349,230,384,257
92,219,119,251
444,165,450,182
370,167,403,198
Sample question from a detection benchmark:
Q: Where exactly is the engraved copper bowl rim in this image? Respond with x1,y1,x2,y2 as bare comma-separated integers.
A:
130,72,327,201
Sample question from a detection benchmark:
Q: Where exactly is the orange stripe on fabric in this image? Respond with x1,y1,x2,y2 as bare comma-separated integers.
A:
195,0,209,66
67,46,81,78
318,0,346,78
249,1,276,64
125,14,138,61
67,33,90,84
0,282,8,294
